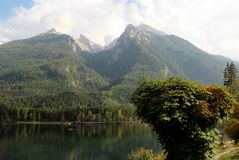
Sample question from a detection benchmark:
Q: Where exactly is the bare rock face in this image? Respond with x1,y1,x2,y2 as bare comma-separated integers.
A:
78,34,103,52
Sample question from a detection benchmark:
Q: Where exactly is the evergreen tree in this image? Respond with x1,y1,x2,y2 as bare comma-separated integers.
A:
228,62,238,86
224,62,238,88
224,62,230,86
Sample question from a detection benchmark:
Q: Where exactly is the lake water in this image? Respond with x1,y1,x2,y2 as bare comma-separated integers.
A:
0,123,161,160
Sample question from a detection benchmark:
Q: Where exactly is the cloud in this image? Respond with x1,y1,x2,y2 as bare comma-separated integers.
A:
1,0,239,60
0,35,9,45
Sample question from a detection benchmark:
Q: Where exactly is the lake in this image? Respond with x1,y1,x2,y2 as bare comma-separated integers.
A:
0,123,161,160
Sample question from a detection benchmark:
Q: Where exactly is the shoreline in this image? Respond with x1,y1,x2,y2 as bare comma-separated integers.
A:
0,121,141,125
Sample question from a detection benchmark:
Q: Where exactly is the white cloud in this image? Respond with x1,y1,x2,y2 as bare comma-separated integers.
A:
220,39,239,51
1,0,239,60
0,35,9,45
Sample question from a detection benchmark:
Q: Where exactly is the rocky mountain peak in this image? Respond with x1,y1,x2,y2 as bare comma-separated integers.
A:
116,24,167,47
78,34,103,52
138,23,166,36
46,28,57,34
124,23,166,37
39,28,63,36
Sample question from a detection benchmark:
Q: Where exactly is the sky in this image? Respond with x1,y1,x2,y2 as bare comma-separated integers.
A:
0,0,239,60
0,0,33,20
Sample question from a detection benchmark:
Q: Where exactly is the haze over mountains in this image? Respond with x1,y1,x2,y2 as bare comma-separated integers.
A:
0,24,231,104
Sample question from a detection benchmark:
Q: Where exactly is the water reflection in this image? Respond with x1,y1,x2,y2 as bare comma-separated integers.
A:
0,124,161,160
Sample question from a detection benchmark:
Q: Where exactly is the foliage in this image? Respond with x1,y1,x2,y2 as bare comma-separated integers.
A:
228,62,238,87
0,90,137,123
224,62,239,94
232,103,239,120
225,103,239,143
223,62,239,144
224,62,230,86
224,119,239,144
131,77,235,160
0,104,136,123
128,148,154,160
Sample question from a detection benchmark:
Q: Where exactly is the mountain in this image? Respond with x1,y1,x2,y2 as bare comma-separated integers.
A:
0,29,108,98
78,34,103,52
80,24,231,103
0,24,232,106
104,38,118,50
38,28,62,36
83,24,230,85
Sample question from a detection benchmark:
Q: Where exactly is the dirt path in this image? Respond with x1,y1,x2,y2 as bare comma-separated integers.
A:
214,142,239,160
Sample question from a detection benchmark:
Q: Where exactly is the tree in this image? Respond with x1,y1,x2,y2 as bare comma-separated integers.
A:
225,62,239,95
224,62,238,92
224,62,230,86
228,62,238,86
131,77,234,160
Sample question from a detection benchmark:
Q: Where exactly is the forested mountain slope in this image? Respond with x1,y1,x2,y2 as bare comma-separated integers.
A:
0,29,108,99
0,24,232,108
83,24,230,86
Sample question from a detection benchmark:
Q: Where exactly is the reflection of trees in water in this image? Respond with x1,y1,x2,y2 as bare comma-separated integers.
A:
0,124,161,160
0,124,154,138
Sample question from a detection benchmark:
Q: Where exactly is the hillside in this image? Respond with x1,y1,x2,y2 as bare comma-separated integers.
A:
83,24,230,85
0,24,232,107
0,29,108,102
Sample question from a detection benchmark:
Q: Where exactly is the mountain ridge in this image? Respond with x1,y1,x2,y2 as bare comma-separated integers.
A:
0,23,233,105
83,24,231,85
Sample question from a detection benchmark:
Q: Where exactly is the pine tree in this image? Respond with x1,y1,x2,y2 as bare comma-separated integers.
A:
228,62,238,86
224,62,238,87
224,62,230,86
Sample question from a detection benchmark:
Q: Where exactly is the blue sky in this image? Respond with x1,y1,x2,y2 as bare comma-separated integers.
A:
0,0,33,20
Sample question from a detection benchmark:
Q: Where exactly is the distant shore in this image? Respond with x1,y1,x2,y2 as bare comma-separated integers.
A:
0,121,141,125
